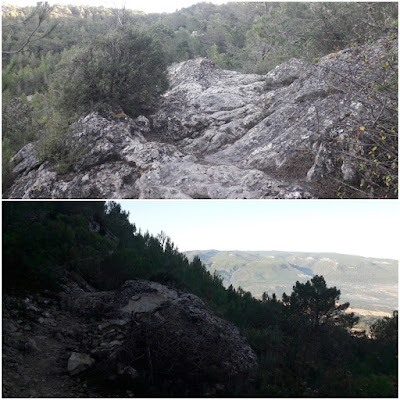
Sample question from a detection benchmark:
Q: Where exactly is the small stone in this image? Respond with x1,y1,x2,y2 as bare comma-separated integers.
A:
26,304,41,312
67,352,95,375
109,340,123,347
25,338,40,352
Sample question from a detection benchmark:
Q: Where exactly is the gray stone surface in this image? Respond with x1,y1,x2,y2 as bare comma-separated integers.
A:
6,41,393,198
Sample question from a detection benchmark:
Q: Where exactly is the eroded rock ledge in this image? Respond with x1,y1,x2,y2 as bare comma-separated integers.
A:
6,40,393,198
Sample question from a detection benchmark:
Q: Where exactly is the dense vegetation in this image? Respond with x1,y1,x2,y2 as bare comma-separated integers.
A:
3,201,398,397
52,28,168,118
2,2,398,197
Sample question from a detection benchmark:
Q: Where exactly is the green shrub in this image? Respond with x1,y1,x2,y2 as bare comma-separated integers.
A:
1,96,42,194
370,311,398,348
353,374,397,397
34,111,88,174
52,28,169,118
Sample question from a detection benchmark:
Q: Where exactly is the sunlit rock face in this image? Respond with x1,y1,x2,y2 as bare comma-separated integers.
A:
7,40,393,199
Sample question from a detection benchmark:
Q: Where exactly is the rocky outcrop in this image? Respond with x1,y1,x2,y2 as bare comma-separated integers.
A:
2,278,257,397
6,40,395,198
6,109,310,199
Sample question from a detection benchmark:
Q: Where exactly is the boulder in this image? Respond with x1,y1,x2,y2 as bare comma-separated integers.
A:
59,279,258,393
115,281,258,382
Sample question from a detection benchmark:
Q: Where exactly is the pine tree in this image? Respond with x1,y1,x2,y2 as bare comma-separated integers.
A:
282,275,359,329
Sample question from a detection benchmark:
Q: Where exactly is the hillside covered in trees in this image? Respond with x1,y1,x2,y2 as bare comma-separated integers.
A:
2,201,398,397
2,2,398,198
185,250,398,313
2,2,398,93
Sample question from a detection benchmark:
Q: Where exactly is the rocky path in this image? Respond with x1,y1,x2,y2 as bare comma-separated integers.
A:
2,294,101,397
6,40,394,199
3,278,258,397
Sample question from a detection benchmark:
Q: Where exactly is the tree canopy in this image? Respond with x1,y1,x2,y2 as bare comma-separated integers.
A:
282,275,359,329
370,310,398,348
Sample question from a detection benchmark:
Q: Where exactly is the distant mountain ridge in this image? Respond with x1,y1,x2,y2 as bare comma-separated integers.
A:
184,250,398,315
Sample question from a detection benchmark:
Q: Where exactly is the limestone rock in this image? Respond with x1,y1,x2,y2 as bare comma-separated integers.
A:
115,281,258,380
10,143,41,176
6,40,394,199
58,278,258,391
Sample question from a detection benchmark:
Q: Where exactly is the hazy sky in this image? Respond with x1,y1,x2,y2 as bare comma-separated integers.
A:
119,200,400,260
6,0,229,14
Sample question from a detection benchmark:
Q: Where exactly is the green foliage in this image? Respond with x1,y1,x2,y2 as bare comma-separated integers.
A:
282,275,359,329
2,95,39,148
1,91,90,189
2,202,115,293
352,374,398,397
1,95,43,194
2,2,57,56
34,107,88,174
51,28,168,118
207,43,238,70
242,2,398,73
2,2,397,95
2,138,15,193
370,311,398,348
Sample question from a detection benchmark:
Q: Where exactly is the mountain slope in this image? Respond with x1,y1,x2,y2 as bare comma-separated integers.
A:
184,250,398,314
3,201,398,397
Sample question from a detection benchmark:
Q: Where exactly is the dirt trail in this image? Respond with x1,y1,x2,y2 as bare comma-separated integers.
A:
2,294,100,398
